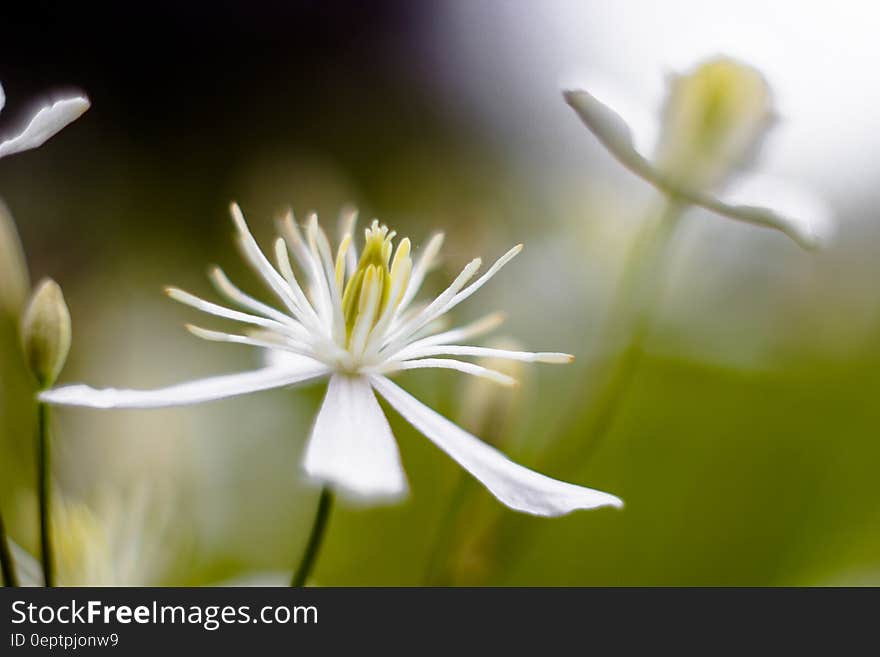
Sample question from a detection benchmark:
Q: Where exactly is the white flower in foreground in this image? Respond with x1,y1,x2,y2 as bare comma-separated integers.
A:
42,204,622,516
0,82,90,159
563,57,832,249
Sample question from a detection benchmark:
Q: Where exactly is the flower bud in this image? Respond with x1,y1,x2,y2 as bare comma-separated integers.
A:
654,57,772,191
0,199,30,317
21,278,71,388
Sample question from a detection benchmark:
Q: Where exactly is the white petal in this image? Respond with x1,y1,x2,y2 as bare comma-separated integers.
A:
399,312,505,353
272,238,325,332
439,244,522,318
0,96,90,159
394,345,573,364
337,205,359,275
0,83,5,113
717,174,835,249
39,364,328,409
303,375,407,501
564,88,657,181
397,232,444,314
371,376,623,517
209,266,294,326
564,88,824,249
378,358,517,386
229,203,306,320
166,286,307,339
263,347,324,370
381,257,482,354
184,324,318,360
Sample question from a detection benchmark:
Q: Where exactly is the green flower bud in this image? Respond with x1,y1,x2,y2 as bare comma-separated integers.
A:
21,278,71,388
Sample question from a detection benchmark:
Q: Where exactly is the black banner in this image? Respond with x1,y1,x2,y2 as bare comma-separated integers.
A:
0,587,874,653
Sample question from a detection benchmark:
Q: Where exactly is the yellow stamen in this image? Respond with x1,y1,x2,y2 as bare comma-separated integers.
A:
341,222,412,345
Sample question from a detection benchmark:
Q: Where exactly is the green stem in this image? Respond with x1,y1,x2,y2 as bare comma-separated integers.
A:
543,198,685,476
37,402,54,587
422,473,472,585
291,487,334,587
575,199,684,464
0,508,19,586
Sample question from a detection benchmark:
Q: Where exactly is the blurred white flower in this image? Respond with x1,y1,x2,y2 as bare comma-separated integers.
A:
41,205,622,517
564,57,832,249
14,487,171,586
0,82,89,160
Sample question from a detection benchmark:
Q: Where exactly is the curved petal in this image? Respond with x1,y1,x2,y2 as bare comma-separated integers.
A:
371,376,622,517
564,88,824,250
39,363,328,409
303,374,407,501
564,88,658,182
716,174,835,249
0,96,90,159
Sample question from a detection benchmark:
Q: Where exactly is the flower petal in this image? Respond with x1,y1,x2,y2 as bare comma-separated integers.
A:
716,174,835,249
564,88,657,182
397,232,444,314
0,95,90,159
399,312,505,353
393,344,573,364
303,374,407,501
165,286,307,339
39,363,328,409
564,88,824,250
377,358,517,386
371,376,623,516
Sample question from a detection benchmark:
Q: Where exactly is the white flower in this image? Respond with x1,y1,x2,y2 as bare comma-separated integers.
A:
563,57,833,249
41,204,622,517
13,488,171,587
0,82,90,159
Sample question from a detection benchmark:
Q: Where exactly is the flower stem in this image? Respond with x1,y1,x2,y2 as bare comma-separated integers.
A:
542,197,685,476
291,487,334,587
422,473,472,585
36,402,54,587
575,198,684,463
0,508,19,586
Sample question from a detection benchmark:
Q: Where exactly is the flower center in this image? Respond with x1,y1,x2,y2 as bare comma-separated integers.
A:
655,57,771,189
340,221,411,350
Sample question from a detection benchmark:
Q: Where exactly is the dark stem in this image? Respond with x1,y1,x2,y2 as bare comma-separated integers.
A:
37,402,54,587
291,487,334,587
0,509,19,586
